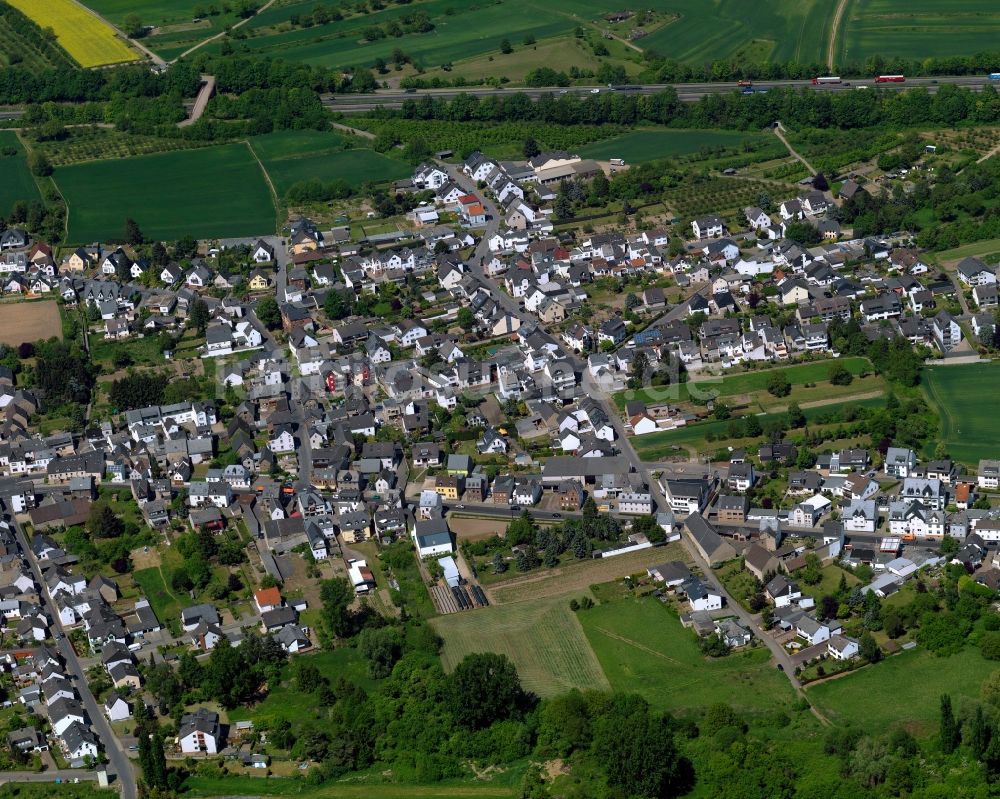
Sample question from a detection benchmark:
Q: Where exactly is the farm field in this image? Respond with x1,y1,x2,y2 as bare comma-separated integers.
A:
56,144,277,242
0,300,62,348
431,592,610,698
0,131,41,217
631,395,887,460
6,0,137,68
638,0,833,64
579,597,798,715
808,647,996,735
81,0,241,60
834,0,1000,64
922,362,1000,466
580,128,769,163
0,5,74,70
248,132,411,196
213,0,617,71
613,357,876,410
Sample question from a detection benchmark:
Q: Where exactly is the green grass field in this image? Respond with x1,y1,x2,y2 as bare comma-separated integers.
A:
808,647,997,734
0,785,114,799
631,395,887,460
922,362,1000,466
615,357,877,410
431,593,610,698
133,566,182,629
579,597,797,715
0,131,41,217
638,0,834,63
835,0,1000,64
56,144,276,242
580,128,768,163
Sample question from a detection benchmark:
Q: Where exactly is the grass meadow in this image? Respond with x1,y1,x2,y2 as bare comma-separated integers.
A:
578,597,798,715
922,362,1000,466
0,131,40,217
7,0,136,67
56,144,277,242
808,647,998,735
431,592,610,698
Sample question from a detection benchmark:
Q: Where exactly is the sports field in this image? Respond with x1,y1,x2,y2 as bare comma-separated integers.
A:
0,301,62,348
579,597,798,715
922,362,1000,466
56,144,277,242
834,0,1000,64
638,0,834,63
248,132,411,196
6,0,136,68
808,647,995,734
0,131,41,217
431,592,610,698
580,129,768,163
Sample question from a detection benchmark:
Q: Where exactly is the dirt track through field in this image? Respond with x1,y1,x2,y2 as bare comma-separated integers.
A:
827,0,848,69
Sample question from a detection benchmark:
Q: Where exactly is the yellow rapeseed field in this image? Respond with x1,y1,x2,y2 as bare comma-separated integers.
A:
6,0,137,68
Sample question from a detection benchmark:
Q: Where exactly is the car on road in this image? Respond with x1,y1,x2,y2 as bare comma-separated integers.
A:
455,504,464,509
590,88,600,93
776,663,784,671
553,513,562,518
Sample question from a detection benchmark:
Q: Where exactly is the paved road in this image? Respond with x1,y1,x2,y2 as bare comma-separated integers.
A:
12,519,137,799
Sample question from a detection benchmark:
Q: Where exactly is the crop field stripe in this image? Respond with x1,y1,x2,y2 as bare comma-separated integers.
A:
6,0,137,67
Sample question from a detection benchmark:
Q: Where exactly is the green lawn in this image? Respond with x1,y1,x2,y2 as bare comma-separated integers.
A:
933,237,1000,263
431,592,610,699
133,565,182,630
580,128,768,163
798,565,860,602
0,131,41,217
631,396,887,461
578,596,797,716
56,143,276,242
808,647,998,734
922,362,1000,466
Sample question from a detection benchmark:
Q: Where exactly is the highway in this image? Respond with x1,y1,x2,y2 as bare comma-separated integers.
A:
0,74,991,122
